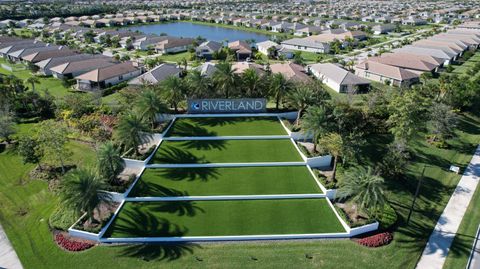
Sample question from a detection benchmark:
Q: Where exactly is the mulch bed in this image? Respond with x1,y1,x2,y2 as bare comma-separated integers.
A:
53,230,96,252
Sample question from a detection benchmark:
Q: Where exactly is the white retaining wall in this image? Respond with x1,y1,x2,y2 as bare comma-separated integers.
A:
307,155,333,168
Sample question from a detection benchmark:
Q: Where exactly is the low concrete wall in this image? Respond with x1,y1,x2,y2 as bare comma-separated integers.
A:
307,155,333,169
125,193,326,202
68,229,100,241
349,222,380,237
290,131,313,141
123,158,145,169
147,162,306,169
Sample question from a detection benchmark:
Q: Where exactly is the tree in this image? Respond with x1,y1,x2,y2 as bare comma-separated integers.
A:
97,141,124,185
387,89,430,143
301,106,328,152
17,136,44,168
186,70,212,98
24,76,40,93
318,132,344,182
428,103,458,141
0,109,15,143
269,73,293,110
336,166,386,217
135,89,166,129
212,62,237,98
160,76,186,112
35,120,71,174
285,83,317,125
241,68,264,98
380,140,410,179
60,168,112,224
114,111,148,156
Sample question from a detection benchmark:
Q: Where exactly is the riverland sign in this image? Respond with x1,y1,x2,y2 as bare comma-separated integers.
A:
187,99,267,113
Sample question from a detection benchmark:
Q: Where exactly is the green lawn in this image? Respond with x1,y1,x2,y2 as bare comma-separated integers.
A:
128,166,322,197
452,52,480,79
166,117,286,137
104,199,345,238
157,51,191,63
149,139,303,164
443,178,480,269
0,58,72,98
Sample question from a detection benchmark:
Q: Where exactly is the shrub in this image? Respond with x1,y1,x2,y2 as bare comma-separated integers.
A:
357,232,393,248
55,233,94,252
378,203,398,230
49,206,79,231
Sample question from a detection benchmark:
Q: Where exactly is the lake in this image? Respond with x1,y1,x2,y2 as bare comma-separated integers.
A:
127,22,271,43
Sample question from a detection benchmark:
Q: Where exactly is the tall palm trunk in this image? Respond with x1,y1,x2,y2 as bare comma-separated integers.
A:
295,109,303,126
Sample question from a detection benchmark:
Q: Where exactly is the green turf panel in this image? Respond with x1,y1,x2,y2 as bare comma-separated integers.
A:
149,139,303,164
104,199,345,237
165,117,287,137
128,166,322,197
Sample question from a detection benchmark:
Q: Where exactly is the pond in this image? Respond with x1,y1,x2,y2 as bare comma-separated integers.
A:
127,22,271,43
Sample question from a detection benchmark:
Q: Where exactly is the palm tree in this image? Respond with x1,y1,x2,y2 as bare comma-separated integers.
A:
114,111,148,156
24,76,40,93
301,106,328,152
336,166,386,217
241,68,263,97
186,70,211,98
135,89,166,129
60,168,112,224
285,83,316,125
97,141,125,185
270,73,293,110
318,132,344,182
160,76,186,112
212,62,237,98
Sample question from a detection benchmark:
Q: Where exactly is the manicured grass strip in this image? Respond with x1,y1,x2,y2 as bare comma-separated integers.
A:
128,166,322,197
165,117,287,137
104,199,345,238
149,139,303,164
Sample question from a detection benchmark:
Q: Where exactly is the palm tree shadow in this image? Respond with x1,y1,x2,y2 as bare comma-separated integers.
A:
117,242,201,262
159,167,220,182
150,201,206,217
166,121,217,137
194,117,241,127
152,146,205,164
179,139,227,151
128,180,189,197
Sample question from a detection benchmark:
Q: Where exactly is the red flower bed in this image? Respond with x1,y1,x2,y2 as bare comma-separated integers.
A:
357,232,393,248
55,233,94,252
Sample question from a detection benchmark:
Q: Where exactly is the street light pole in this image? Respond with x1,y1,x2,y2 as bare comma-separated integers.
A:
407,165,426,225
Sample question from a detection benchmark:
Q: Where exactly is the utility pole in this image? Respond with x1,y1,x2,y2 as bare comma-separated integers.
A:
407,165,426,225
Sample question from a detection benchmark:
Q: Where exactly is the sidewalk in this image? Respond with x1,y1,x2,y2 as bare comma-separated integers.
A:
416,145,480,269
0,223,23,269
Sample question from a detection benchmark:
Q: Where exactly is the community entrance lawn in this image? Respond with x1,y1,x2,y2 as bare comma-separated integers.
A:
149,139,303,164
128,166,323,197
104,199,345,238
165,117,287,137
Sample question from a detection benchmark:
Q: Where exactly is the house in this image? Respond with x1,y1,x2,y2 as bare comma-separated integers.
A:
256,40,279,56
393,46,456,65
228,40,252,61
294,26,323,36
50,58,116,79
35,54,102,75
0,41,46,57
281,38,330,53
128,63,182,86
155,38,195,54
22,49,77,63
355,60,419,87
7,46,65,62
367,53,440,75
270,63,311,82
309,63,370,93
195,62,218,77
132,36,168,51
231,62,265,75
372,24,396,35
75,61,141,91
413,40,466,55
195,41,223,60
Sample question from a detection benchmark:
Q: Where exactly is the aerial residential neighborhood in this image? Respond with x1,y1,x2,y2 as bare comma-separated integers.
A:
0,1,479,269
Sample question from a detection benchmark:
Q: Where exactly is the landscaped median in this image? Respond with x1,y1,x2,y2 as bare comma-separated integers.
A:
148,139,304,164
127,166,324,197
102,199,346,239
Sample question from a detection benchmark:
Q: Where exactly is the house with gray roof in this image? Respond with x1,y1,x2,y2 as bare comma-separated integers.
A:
281,38,330,53
309,63,370,93
35,54,103,76
195,41,223,60
128,63,181,86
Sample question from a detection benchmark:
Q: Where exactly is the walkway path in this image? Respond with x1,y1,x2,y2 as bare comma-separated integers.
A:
0,223,23,269
416,145,480,269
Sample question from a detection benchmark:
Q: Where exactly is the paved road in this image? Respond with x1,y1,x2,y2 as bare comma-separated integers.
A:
416,145,480,269
0,223,23,269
